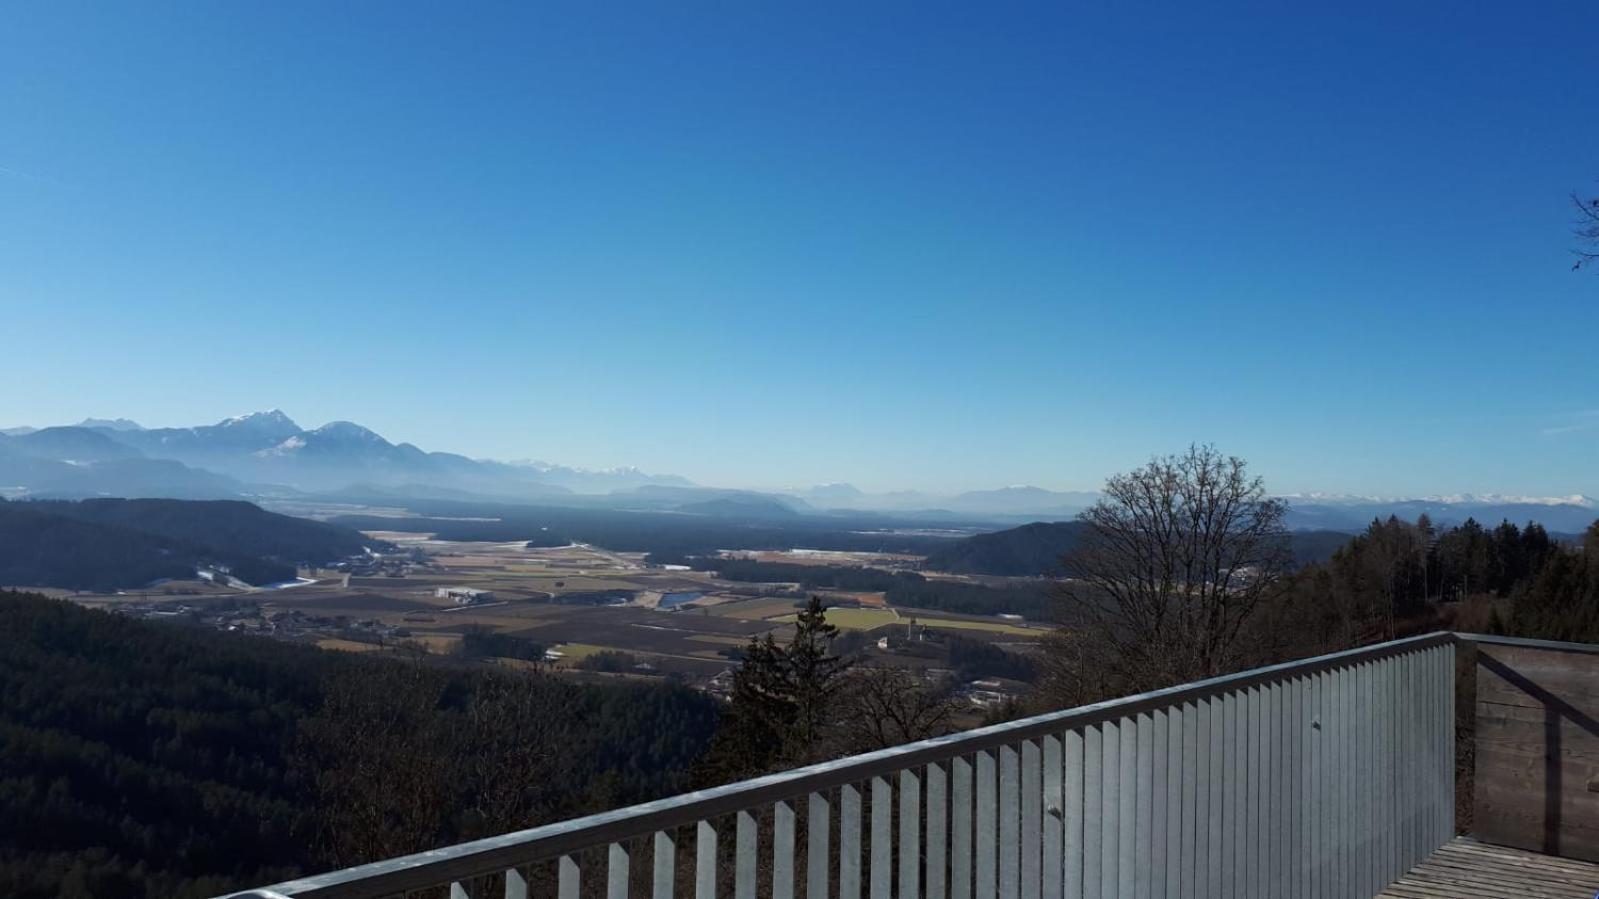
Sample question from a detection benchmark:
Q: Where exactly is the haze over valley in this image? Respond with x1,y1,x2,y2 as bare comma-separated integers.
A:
4,3,1598,896
6,408,1597,532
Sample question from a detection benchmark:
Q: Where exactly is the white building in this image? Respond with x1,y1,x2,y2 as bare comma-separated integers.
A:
435,587,495,605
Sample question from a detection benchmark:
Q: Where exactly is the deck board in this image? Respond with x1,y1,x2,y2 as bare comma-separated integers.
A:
1378,837,1599,898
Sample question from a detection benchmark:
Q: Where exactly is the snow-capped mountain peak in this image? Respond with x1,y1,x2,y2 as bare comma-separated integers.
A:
308,421,387,443
215,409,301,436
1418,493,1598,508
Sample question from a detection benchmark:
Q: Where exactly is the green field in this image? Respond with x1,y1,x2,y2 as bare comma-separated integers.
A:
771,607,900,630
772,606,1041,636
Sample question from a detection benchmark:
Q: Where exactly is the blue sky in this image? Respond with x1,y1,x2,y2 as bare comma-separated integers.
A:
3,2,1596,496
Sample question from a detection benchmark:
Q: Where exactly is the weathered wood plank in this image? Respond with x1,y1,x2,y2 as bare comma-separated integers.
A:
1474,643,1599,862
1378,837,1599,898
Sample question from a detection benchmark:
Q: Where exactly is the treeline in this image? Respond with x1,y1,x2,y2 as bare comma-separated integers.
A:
0,591,718,898
456,627,547,662
1277,515,1581,650
922,520,1355,577
833,628,1038,683
0,498,378,590
691,559,1057,620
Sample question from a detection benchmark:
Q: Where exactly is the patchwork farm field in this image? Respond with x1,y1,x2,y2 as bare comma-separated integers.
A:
141,533,1053,687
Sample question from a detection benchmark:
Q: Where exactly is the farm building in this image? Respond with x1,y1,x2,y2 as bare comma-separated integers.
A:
435,587,495,605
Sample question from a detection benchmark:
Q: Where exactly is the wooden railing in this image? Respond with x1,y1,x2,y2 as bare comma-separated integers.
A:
223,632,1459,899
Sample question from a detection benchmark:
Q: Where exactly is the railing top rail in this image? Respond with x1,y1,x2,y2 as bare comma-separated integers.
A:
1455,631,1599,656
247,630,1454,898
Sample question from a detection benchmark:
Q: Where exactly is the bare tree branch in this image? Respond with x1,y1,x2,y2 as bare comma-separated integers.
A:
1573,191,1599,271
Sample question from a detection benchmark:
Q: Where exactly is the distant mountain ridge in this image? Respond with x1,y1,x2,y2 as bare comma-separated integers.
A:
0,410,693,500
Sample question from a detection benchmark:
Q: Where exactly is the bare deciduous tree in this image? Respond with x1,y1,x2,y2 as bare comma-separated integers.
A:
1042,444,1291,705
836,665,961,753
1574,190,1599,271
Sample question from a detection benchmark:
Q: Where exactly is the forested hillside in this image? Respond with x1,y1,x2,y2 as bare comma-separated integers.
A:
0,498,376,590
0,503,200,591
923,520,1353,576
698,558,1058,619
0,592,719,898
921,521,1087,575
40,498,374,561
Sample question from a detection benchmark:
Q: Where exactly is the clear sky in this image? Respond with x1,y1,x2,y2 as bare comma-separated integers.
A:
3,2,1596,496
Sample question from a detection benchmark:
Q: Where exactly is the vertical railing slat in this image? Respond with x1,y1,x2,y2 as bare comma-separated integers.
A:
774,800,795,899
1146,710,1164,899
1082,725,1102,899
1363,661,1377,896
505,867,528,899
1243,688,1259,899
1221,692,1237,898
1299,673,1313,898
1437,645,1450,849
901,769,922,899
928,763,949,899
1447,642,1458,841
1394,651,1406,879
559,854,580,899
1445,641,1457,844
1206,695,1224,899
1285,678,1302,898
1119,715,1137,897
999,744,1020,899
1359,661,1368,891
695,821,716,899
1273,680,1285,897
1043,736,1064,899
735,810,757,899
976,750,998,899
871,776,892,899
842,784,862,899
1428,646,1443,851
953,758,973,899
1381,655,1395,888
1180,702,1199,899
1267,681,1283,897
1100,721,1120,898
1064,729,1085,899
1021,740,1043,898
654,830,675,899
1162,707,1182,899
1311,668,1323,889
1401,651,1415,872
608,841,629,899
809,792,831,899
1331,667,1343,899
1138,710,1151,895
1339,663,1352,898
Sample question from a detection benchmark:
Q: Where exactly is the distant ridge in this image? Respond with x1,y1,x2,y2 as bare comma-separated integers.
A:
0,497,379,590
924,520,1358,576
76,417,144,431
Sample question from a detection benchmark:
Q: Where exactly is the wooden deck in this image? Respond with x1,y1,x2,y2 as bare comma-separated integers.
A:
1379,837,1599,898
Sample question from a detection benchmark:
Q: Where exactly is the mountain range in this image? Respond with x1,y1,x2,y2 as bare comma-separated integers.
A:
0,410,690,502
3,410,1596,533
